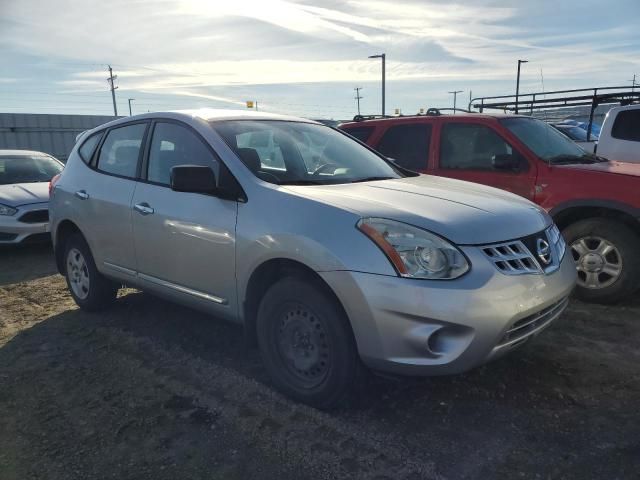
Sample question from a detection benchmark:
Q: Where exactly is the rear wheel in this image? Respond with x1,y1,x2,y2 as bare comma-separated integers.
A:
562,218,640,304
64,234,118,311
256,276,363,409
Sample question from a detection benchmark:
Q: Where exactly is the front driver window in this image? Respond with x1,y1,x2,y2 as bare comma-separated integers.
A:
147,122,220,186
440,123,519,171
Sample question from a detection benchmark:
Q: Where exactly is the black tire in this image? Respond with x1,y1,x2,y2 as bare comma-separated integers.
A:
562,218,640,304
256,276,364,409
63,233,118,311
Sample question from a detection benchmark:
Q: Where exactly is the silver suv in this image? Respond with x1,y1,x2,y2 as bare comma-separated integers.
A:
50,110,576,408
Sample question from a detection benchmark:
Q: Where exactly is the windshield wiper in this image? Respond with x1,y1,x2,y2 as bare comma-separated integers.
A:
350,176,395,183
548,154,603,165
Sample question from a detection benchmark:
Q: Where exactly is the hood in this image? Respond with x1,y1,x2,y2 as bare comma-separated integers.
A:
556,160,640,177
283,175,550,245
0,182,50,207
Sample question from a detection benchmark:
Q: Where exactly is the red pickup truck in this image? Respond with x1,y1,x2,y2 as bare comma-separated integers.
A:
340,113,640,304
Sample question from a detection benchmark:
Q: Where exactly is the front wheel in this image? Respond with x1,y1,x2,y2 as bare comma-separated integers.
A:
256,276,363,409
63,233,118,311
562,218,640,304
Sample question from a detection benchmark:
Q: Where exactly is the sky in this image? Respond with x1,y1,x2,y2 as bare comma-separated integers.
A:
1,0,639,119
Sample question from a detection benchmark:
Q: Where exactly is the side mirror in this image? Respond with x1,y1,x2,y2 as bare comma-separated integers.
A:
492,153,522,171
170,165,217,194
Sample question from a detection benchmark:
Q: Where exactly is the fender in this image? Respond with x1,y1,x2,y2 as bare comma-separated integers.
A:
549,198,640,221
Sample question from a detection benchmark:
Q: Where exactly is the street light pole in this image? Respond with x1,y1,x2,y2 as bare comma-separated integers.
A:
128,98,135,116
448,90,463,111
515,59,528,114
368,53,386,116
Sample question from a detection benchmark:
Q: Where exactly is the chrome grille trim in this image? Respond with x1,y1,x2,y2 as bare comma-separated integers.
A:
480,225,566,276
497,297,569,348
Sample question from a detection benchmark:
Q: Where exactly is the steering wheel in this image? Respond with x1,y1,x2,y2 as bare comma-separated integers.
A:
312,163,340,176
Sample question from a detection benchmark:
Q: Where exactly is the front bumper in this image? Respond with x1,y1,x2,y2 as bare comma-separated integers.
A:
0,202,51,245
320,246,576,376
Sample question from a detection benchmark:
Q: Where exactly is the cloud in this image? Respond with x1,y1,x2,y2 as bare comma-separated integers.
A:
1,0,639,117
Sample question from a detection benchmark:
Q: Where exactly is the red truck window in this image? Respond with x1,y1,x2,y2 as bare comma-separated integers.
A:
440,123,524,171
376,124,431,171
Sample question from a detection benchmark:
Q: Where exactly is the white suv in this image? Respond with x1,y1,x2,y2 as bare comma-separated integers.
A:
597,104,640,163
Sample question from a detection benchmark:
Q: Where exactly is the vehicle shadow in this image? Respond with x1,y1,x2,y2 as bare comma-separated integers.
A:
2,290,639,479
0,243,57,286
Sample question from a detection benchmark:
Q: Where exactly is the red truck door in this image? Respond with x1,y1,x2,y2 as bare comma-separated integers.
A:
431,119,537,200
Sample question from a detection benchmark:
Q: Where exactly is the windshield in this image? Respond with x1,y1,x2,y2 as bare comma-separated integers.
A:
211,120,406,185
501,117,588,163
0,155,63,185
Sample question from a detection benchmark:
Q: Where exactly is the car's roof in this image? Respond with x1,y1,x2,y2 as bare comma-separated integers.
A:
0,149,52,157
340,112,522,127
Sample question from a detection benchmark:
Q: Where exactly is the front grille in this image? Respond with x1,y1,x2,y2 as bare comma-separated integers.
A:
0,232,18,241
498,297,569,347
18,209,49,223
481,225,566,276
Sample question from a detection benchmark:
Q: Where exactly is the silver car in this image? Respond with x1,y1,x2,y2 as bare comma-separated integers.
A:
50,110,576,408
0,150,64,245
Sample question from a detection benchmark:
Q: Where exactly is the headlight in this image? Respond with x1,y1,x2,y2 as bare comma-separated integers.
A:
357,218,470,279
0,203,17,216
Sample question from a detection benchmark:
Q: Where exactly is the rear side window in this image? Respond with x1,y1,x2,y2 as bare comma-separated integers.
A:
343,126,375,142
96,123,147,178
376,124,431,171
611,110,640,141
78,132,103,164
147,122,220,186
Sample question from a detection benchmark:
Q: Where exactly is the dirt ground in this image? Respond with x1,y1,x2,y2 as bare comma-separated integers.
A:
0,245,638,480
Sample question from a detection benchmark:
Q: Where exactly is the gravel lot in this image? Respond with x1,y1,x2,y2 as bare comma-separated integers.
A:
1,244,639,479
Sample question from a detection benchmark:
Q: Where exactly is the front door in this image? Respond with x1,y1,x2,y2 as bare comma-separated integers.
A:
432,121,537,199
131,121,238,318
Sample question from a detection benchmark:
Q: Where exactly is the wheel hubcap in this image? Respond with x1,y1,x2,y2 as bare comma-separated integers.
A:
66,248,90,299
275,305,330,387
570,236,622,289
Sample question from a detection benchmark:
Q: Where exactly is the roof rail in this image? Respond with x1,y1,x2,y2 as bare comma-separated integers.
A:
352,114,394,122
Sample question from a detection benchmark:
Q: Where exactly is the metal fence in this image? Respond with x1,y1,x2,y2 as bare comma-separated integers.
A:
0,113,119,162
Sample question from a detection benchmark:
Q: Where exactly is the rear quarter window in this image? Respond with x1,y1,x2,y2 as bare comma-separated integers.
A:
78,132,103,164
611,110,640,142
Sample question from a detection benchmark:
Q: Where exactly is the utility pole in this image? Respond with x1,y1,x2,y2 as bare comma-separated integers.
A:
368,53,386,116
354,87,363,115
107,65,118,116
448,90,463,111
629,74,637,93
515,59,528,114
128,98,135,116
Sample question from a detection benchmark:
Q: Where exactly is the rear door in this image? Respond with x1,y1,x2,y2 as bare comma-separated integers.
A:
131,120,238,319
80,122,148,277
432,119,537,199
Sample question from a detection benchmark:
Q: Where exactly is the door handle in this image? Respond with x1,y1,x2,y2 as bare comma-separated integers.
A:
133,202,154,215
75,190,89,200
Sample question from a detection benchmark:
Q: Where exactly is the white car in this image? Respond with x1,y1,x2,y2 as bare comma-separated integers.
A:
0,150,64,244
597,104,640,163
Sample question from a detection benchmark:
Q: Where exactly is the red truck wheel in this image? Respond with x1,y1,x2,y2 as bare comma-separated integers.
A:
563,218,640,304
